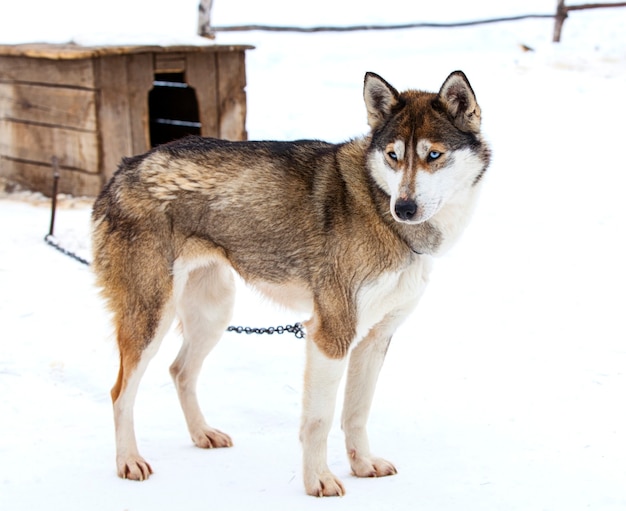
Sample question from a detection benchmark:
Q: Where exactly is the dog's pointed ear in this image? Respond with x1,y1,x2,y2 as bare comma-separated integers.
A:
363,72,400,130
438,71,481,133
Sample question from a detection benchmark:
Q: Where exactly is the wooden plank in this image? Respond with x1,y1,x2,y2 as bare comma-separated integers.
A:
0,83,96,130
0,119,99,172
186,52,219,138
94,55,134,182
0,157,103,196
0,56,95,88
154,53,186,73
216,51,247,140
0,43,254,60
125,54,154,155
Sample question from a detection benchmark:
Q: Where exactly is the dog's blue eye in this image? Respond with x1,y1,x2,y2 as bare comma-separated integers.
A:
428,151,441,161
387,151,398,161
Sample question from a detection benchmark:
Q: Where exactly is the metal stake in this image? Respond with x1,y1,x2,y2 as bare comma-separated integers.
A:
48,156,60,237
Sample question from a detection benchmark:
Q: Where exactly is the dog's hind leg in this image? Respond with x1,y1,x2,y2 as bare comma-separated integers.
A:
170,261,235,449
341,321,397,479
112,298,176,480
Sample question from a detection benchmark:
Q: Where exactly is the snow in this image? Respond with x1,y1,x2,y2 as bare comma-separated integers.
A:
1,1,626,509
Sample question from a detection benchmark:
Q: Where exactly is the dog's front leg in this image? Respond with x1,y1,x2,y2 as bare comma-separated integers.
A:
300,336,348,497
341,322,397,478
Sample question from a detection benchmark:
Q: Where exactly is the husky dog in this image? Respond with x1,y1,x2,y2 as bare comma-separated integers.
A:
92,71,490,496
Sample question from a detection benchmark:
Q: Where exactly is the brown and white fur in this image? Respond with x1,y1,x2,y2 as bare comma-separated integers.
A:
91,71,491,497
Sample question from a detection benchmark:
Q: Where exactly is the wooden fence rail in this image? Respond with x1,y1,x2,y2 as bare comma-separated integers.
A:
199,1,626,43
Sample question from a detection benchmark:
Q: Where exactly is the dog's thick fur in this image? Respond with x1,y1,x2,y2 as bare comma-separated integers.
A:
92,71,491,496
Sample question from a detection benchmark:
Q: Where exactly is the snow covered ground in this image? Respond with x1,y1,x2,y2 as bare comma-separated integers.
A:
1,1,626,509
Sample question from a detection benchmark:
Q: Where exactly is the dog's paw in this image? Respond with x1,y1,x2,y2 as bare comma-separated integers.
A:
191,426,233,449
117,455,153,481
350,454,397,478
304,470,346,497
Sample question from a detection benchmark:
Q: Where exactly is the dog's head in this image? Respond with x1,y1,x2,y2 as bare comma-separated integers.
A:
364,71,490,224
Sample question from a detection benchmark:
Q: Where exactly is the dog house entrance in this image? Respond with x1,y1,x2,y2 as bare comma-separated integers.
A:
149,72,201,147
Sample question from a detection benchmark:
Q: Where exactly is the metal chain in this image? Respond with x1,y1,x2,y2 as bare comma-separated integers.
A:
227,322,305,339
44,234,91,266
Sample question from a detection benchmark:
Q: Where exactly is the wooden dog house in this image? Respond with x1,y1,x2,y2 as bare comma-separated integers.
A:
0,43,253,196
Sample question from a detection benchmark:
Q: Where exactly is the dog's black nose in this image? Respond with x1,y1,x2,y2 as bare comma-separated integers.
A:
394,199,418,221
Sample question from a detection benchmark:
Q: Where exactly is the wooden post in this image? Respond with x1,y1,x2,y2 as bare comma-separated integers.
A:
198,0,215,39
553,0,568,42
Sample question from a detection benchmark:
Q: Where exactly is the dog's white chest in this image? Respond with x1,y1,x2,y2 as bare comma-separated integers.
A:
354,257,433,343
